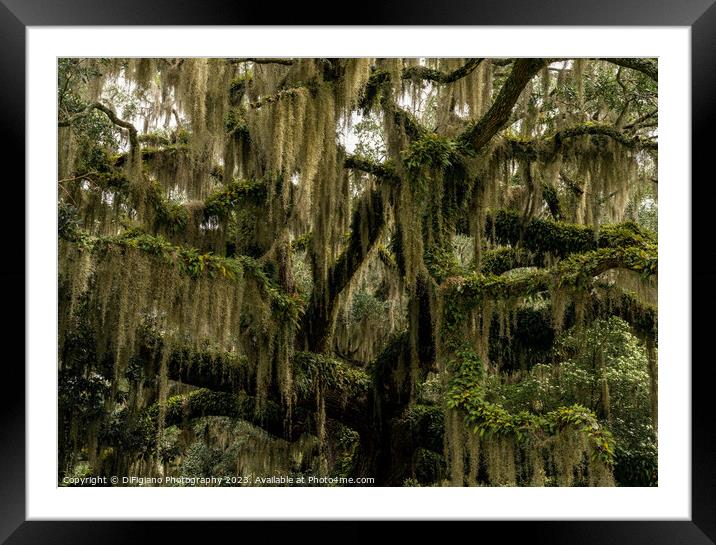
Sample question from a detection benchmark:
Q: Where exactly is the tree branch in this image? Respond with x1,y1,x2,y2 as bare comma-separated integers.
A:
344,155,399,183
159,389,290,438
623,108,658,131
444,244,657,307
600,58,658,82
330,189,387,297
59,102,138,152
301,187,387,352
248,86,308,110
550,122,657,152
458,58,548,153
155,342,372,435
60,229,301,322
391,106,426,141
500,122,657,164
402,59,484,84
229,58,295,66
486,209,656,259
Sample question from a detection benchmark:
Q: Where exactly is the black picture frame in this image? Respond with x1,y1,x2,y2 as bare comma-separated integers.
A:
3,1,714,542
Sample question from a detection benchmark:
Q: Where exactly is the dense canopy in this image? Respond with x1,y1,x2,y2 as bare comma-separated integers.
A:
58,57,657,487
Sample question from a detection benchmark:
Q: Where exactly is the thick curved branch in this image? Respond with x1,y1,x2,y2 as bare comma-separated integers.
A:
301,188,387,352
101,389,310,456
550,122,657,152
458,58,548,153
156,343,372,435
248,86,307,109
59,102,138,152
344,155,399,184
402,59,484,84
361,60,484,115
444,244,657,307
330,188,387,298
498,122,657,166
600,58,658,82
485,209,655,259
158,389,290,438
229,58,295,66
391,106,426,141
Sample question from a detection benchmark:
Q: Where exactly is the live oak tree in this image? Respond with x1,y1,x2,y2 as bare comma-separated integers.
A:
58,57,658,486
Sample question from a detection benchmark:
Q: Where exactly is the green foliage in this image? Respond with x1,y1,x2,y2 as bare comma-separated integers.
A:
402,133,463,172
58,60,123,172
357,69,390,114
138,129,173,147
480,317,656,485
146,180,189,233
134,143,191,163
203,178,267,219
446,349,614,465
179,417,293,485
488,209,595,258
293,352,371,398
162,389,244,421
555,246,657,286
229,72,253,102
334,425,361,479
59,462,95,486
424,244,463,282
351,112,387,162
556,317,656,484
349,291,388,322
481,246,531,275
639,198,658,234
599,221,656,250
59,370,111,419
441,243,656,332
486,210,655,262
612,421,657,486
225,107,249,136
58,202,81,240
413,448,445,485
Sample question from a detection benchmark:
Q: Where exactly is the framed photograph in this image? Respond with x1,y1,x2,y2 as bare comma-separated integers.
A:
5,0,713,542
